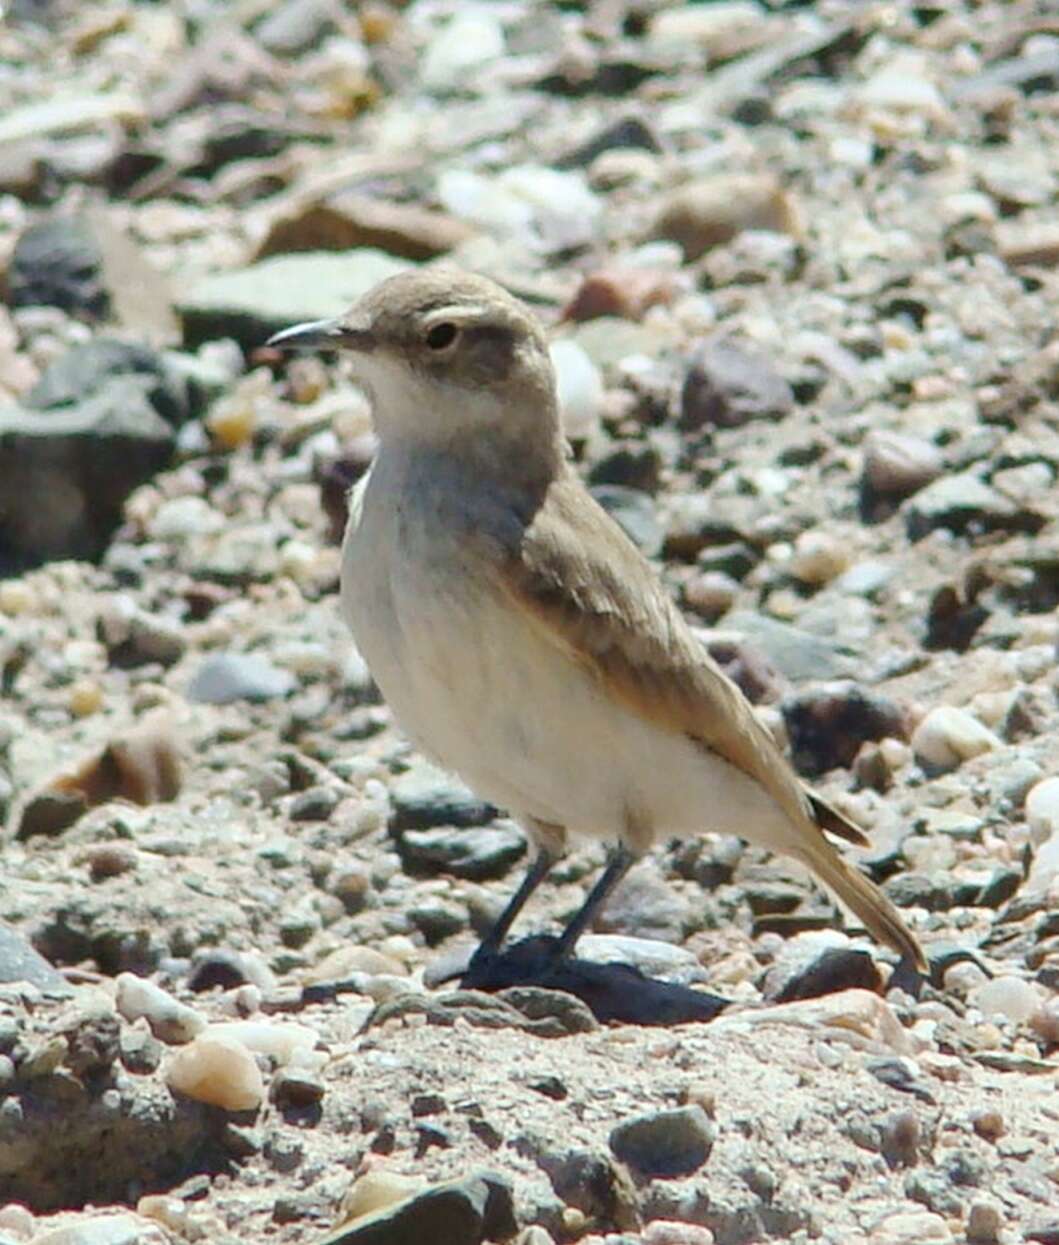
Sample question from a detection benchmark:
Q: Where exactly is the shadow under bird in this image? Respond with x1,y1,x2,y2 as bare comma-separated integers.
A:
267,267,926,999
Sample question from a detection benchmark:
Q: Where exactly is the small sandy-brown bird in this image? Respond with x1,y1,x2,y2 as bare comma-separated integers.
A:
268,268,926,977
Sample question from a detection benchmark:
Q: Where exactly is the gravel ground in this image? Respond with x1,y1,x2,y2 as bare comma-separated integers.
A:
1,1,1059,1243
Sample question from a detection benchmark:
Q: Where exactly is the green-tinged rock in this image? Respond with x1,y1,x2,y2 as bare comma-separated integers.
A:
180,250,411,348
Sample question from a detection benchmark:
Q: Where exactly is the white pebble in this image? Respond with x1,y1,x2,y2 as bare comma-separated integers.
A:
165,1035,265,1111
115,974,205,1045
206,1019,318,1067
0,1204,35,1240
972,975,1040,1024
550,339,603,440
911,706,1000,771
788,530,851,586
1026,776,1059,841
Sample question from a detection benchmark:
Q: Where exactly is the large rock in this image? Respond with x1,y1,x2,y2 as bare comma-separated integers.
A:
180,249,409,348
0,337,193,568
8,211,178,345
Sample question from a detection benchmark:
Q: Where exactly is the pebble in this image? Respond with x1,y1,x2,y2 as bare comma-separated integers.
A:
337,1170,425,1226
1026,776,1059,841
967,1198,1003,1244
550,339,604,440
869,1209,952,1244
782,681,905,775
115,973,205,1044
680,335,794,430
648,173,798,260
1029,998,1059,1046
609,1106,714,1177
31,1214,168,1245
165,1034,265,1111
0,1206,34,1240
186,653,297,704
911,706,1000,771
68,679,105,718
207,1019,319,1067
972,976,1040,1024
97,595,186,667
862,431,944,499
970,1108,1005,1142
643,1223,715,1245
788,530,851,587
421,11,505,93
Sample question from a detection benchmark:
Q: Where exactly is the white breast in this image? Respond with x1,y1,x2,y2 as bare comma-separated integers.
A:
341,451,795,853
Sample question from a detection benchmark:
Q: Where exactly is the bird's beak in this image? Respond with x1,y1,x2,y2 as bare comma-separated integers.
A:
266,316,375,352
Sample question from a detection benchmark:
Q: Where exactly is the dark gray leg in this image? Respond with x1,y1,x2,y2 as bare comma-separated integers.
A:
551,845,635,962
468,848,556,967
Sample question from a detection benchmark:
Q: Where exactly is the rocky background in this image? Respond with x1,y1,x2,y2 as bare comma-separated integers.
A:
2,0,1059,1243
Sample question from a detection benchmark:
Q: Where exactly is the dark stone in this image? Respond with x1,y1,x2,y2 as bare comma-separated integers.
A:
905,473,1044,541
556,114,662,168
8,216,109,320
866,1057,936,1103
609,1106,715,1178
680,336,794,430
15,791,86,842
880,1110,920,1168
883,873,955,913
588,441,662,494
62,1010,120,1079
781,681,905,775
389,763,496,832
187,950,256,993
0,385,175,569
324,1172,515,1245
767,947,884,1003
288,785,339,822
398,826,525,882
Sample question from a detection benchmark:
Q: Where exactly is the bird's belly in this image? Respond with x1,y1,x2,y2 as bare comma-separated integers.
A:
342,513,791,848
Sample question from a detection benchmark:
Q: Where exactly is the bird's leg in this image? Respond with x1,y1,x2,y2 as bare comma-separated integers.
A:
468,847,556,968
550,844,635,963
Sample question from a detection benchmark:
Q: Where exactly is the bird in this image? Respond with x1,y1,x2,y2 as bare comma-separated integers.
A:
267,267,926,982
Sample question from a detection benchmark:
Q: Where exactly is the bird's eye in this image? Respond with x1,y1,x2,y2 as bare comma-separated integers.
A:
425,322,458,351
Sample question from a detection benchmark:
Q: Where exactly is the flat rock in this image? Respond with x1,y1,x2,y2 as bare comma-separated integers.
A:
180,250,410,348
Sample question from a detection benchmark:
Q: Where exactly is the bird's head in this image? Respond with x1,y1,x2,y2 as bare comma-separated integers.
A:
267,268,560,460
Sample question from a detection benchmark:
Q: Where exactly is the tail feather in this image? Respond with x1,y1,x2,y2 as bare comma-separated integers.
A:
807,790,870,847
798,836,927,972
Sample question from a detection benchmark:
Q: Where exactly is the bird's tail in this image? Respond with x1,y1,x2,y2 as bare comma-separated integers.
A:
796,835,927,972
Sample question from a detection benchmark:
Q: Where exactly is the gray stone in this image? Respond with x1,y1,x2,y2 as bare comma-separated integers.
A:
720,611,858,682
0,384,174,568
609,1106,715,1177
180,249,409,349
594,861,691,943
0,922,71,993
590,485,663,556
390,761,496,831
186,653,297,704
9,213,178,345
680,336,794,430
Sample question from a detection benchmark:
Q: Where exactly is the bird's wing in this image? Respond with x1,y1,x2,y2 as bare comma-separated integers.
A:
493,466,843,840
